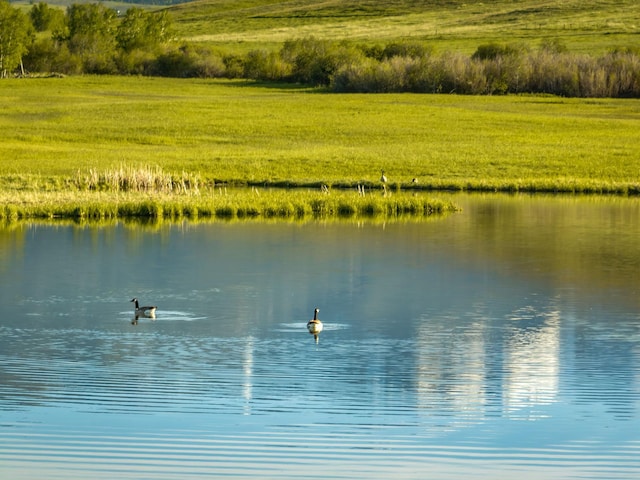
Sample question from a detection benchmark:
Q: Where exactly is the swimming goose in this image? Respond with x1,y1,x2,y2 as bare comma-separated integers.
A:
131,298,157,319
307,307,323,335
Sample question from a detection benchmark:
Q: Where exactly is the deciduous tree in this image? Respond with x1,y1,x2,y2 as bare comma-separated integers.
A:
116,8,172,52
64,3,117,73
30,2,64,33
0,0,32,77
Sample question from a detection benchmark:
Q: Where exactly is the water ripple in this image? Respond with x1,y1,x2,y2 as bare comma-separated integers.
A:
2,304,640,479
2,427,639,480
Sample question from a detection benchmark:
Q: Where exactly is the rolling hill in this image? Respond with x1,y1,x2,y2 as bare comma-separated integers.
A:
166,0,640,53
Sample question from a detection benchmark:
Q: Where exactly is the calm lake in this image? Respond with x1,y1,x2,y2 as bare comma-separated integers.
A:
1,193,639,479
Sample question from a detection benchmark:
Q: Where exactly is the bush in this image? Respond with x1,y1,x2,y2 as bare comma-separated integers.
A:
472,42,524,60
382,41,431,60
280,37,364,86
243,49,291,81
151,46,198,77
115,48,156,75
24,37,82,75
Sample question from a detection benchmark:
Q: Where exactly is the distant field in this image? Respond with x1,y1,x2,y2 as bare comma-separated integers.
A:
2,76,639,194
10,0,639,53
166,0,640,54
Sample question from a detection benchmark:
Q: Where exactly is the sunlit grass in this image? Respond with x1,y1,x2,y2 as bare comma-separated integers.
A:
169,0,640,54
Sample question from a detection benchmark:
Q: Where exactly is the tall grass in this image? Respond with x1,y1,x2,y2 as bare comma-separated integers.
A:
75,165,201,193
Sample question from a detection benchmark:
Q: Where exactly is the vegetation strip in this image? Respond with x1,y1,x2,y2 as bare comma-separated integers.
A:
2,1,639,97
0,188,458,221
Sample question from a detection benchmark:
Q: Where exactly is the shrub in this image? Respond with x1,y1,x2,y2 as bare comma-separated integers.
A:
243,49,291,81
115,48,156,75
472,42,524,61
151,46,198,77
382,41,432,60
24,37,82,75
280,37,363,86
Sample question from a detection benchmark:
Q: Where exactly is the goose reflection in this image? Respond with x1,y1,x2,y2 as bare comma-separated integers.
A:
307,307,323,343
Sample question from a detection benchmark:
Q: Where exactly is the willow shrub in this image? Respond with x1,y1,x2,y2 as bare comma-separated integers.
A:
244,37,640,97
332,46,640,97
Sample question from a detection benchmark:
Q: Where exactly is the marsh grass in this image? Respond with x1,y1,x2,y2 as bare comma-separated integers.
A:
0,187,457,221
74,165,201,194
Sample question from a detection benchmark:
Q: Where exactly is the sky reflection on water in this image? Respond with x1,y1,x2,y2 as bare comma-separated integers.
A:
1,194,639,479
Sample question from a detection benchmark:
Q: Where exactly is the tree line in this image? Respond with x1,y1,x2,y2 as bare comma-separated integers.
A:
1,1,639,97
1,1,172,77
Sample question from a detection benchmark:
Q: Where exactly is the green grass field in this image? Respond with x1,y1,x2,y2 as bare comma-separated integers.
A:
2,76,639,194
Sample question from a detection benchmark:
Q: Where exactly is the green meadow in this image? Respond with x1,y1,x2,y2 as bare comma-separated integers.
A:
2,76,639,190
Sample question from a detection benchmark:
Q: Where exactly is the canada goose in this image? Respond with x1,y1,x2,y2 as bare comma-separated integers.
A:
131,298,157,319
307,307,323,335
380,170,387,183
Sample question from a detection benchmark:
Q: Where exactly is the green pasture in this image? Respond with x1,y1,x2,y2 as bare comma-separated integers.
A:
168,0,640,54
1,76,639,194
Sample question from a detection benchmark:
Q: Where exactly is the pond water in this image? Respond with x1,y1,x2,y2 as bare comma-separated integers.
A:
1,194,639,479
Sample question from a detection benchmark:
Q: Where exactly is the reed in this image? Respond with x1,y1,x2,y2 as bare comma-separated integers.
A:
74,165,201,194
